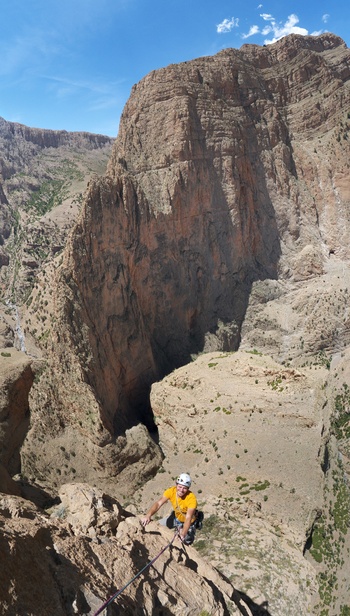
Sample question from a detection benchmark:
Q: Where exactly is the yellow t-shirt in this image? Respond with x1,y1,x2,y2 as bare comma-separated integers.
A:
163,486,197,523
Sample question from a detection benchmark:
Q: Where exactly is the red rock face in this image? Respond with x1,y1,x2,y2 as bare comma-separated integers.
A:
43,34,350,439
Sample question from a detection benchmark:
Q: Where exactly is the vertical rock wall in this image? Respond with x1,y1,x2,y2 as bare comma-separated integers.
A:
22,33,350,492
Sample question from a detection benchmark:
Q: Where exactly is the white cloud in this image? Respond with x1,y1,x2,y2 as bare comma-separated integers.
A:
262,14,309,44
216,17,239,33
260,13,274,21
242,25,260,39
322,14,330,24
241,12,309,43
257,4,263,8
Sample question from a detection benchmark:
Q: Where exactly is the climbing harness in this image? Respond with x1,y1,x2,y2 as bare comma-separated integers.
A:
93,529,179,615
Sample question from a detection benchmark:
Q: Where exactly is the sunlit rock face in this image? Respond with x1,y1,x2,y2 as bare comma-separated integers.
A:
22,33,350,494
65,33,349,425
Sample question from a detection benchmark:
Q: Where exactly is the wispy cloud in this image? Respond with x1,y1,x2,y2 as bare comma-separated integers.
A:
242,13,310,44
0,28,61,77
217,17,239,34
43,75,119,94
322,14,330,24
35,74,123,124
262,14,308,44
42,74,126,111
0,1,125,79
261,13,273,21
242,25,260,40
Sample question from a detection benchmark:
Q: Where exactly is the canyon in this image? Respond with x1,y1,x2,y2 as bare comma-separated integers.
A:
0,32,350,615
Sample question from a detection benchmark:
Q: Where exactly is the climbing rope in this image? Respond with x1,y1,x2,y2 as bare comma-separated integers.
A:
93,529,179,615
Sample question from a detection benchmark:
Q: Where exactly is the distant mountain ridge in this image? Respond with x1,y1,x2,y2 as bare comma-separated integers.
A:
0,116,114,302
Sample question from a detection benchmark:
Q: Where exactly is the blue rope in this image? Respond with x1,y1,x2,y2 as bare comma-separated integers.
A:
93,529,179,615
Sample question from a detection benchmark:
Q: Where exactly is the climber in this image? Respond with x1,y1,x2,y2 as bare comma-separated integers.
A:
141,473,198,544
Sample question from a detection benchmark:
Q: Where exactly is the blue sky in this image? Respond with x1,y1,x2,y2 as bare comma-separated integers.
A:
0,0,348,137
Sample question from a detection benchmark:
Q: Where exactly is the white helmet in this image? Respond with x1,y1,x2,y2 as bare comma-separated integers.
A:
177,473,191,487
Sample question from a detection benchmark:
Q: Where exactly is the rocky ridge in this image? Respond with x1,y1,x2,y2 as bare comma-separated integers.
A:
1,484,253,615
0,117,114,307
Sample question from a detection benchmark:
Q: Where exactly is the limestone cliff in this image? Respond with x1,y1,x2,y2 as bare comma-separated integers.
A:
21,34,350,488
2,32,350,615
